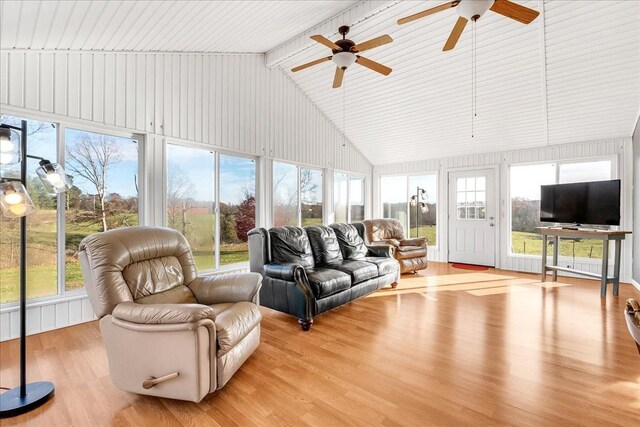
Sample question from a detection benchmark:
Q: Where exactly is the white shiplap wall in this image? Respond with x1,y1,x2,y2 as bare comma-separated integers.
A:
0,50,372,341
374,138,634,282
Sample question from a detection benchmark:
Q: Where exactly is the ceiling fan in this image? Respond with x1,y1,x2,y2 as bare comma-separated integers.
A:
397,0,539,51
291,26,393,89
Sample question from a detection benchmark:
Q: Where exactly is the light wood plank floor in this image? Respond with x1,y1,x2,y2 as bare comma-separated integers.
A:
1,262,639,426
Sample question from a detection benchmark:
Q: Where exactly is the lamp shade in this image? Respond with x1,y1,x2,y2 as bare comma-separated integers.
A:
421,203,429,213
0,181,34,218
0,127,21,166
35,160,70,194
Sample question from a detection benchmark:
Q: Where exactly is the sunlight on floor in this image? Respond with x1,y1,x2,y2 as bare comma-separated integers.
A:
368,272,573,298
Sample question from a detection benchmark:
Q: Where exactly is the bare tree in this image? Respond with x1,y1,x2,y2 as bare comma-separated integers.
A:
167,164,195,235
65,134,122,232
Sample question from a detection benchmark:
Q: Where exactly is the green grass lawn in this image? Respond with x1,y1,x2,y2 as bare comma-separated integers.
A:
407,224,437,246
512,231,605,259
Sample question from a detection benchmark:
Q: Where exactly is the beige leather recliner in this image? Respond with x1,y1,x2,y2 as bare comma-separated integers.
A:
361,219,429,274
78,226,262,402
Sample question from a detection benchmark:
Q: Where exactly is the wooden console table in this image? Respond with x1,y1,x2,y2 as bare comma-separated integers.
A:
537,227,631,298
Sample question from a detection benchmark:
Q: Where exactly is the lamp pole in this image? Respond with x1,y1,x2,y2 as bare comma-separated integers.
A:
410,186,428,239
0,120,56,418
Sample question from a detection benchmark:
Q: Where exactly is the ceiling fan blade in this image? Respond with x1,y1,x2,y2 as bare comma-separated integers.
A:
352,34,393,53
310,35,342,51
332,67,345,89
397,1,458,25
443,16,468,51
291,56,332,73
490,0,540,24
355,56,392,76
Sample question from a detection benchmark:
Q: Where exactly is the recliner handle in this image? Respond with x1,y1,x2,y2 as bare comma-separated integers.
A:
143,372,180,389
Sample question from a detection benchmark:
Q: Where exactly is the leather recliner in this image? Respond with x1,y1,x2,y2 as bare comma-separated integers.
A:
361,218,429,274
78,226,262,402
626,299,640,355
248,223,399,330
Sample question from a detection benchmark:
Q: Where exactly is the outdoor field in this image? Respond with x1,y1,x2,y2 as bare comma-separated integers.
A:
511,231,606,258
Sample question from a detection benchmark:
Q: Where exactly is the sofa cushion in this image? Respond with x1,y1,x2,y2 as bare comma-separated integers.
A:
362,257,399,276
269,227,314,268
330,260,378,285
305,268,351,298
395,246,427,259
329,223,368,260
305,225,344,265
212,301,262,357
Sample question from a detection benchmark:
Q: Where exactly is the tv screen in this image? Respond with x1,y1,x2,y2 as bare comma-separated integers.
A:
540,180,620,226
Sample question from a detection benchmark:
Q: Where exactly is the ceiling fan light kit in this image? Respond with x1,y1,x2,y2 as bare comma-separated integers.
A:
332,52,356,70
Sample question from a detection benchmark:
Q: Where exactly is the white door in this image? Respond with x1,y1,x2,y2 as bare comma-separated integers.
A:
448,169,496,266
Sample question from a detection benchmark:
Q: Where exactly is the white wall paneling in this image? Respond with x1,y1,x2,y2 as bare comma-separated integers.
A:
374,138,634,283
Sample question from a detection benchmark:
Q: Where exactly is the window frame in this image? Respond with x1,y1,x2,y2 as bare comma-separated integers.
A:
0,113,145,309
379,171,439,247
334,170,367,224
507,155,618,259
164,139,259,272
272,159,325,228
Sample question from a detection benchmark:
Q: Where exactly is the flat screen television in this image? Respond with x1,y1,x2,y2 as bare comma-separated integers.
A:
539,179,620,226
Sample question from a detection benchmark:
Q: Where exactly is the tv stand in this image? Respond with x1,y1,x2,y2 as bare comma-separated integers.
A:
536,227,631,297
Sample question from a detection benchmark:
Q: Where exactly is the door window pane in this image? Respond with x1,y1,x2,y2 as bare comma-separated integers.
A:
219,155,255,266
167,145,215,271
456,176,484,222
273,162,298,227
408,175,437,245
64,129,139,290
301,168,322,226
0,115,58,303
349,177,365,222
334,172,348,223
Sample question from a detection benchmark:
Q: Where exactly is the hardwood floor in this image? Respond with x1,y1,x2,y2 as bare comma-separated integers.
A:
1,262,639,426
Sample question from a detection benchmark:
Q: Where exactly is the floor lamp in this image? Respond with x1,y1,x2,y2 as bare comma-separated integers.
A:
410,186,429,238
0,120,70,418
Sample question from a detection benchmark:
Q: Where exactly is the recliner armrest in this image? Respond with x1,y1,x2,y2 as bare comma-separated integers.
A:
366,244,394,258
263,263,305,282
400,237,427,248
112,301,215,324
188,272,262,305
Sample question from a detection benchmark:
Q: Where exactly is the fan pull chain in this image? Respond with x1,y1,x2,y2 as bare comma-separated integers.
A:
342,74,346,147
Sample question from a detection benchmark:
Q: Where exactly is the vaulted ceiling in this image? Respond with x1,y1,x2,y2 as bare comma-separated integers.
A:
1,0,639,165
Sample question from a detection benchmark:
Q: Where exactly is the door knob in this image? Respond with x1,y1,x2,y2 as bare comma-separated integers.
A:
489,223,494,227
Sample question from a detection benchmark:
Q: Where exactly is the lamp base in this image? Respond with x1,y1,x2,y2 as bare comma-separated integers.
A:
0,381,55,418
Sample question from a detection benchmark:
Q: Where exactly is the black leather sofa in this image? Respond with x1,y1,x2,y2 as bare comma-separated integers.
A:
248,223,399,330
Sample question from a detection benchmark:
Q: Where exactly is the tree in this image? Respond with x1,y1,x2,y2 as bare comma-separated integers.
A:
511,197,540,232
273,168,318,226
65,134,123,232
235,192,255,242
167,164,195,235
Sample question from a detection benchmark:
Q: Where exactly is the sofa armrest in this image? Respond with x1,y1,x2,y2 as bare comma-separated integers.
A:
366,244,394,258
400,237,427,248
263,263,305,282
188,272,262,305
112,301,215,325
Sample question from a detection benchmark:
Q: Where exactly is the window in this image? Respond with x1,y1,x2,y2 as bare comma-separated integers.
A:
0,115,58,303
334,171,365,223
219,155,255,266
65,129,140,290
167,145,215,271
273,162,323,227
0,114,141,305
510,160,613,258
456,176,486,220
381,174,437,246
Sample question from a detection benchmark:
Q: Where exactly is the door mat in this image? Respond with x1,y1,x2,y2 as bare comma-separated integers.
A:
451,263,490,271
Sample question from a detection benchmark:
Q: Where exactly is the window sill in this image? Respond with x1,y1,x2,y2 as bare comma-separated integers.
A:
198,261,250,276
0,289,88,314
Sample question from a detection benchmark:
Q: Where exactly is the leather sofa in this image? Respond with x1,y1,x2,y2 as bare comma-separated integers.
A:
248,223,399,330
626,298,640,355
79,226,262,402
361,218,429,274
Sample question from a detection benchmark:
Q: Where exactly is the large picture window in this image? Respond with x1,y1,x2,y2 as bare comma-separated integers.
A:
334,171,365,223
510,159,613,259
381,174,437,246
64,129,140,290
273,162,323,227
0,115,141,304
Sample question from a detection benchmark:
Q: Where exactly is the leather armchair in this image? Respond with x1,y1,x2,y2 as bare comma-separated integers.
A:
361,219,429,274
78,226,262,402
625,299,640,355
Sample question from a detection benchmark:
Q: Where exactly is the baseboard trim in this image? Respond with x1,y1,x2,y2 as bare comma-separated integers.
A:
632,279,640,292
